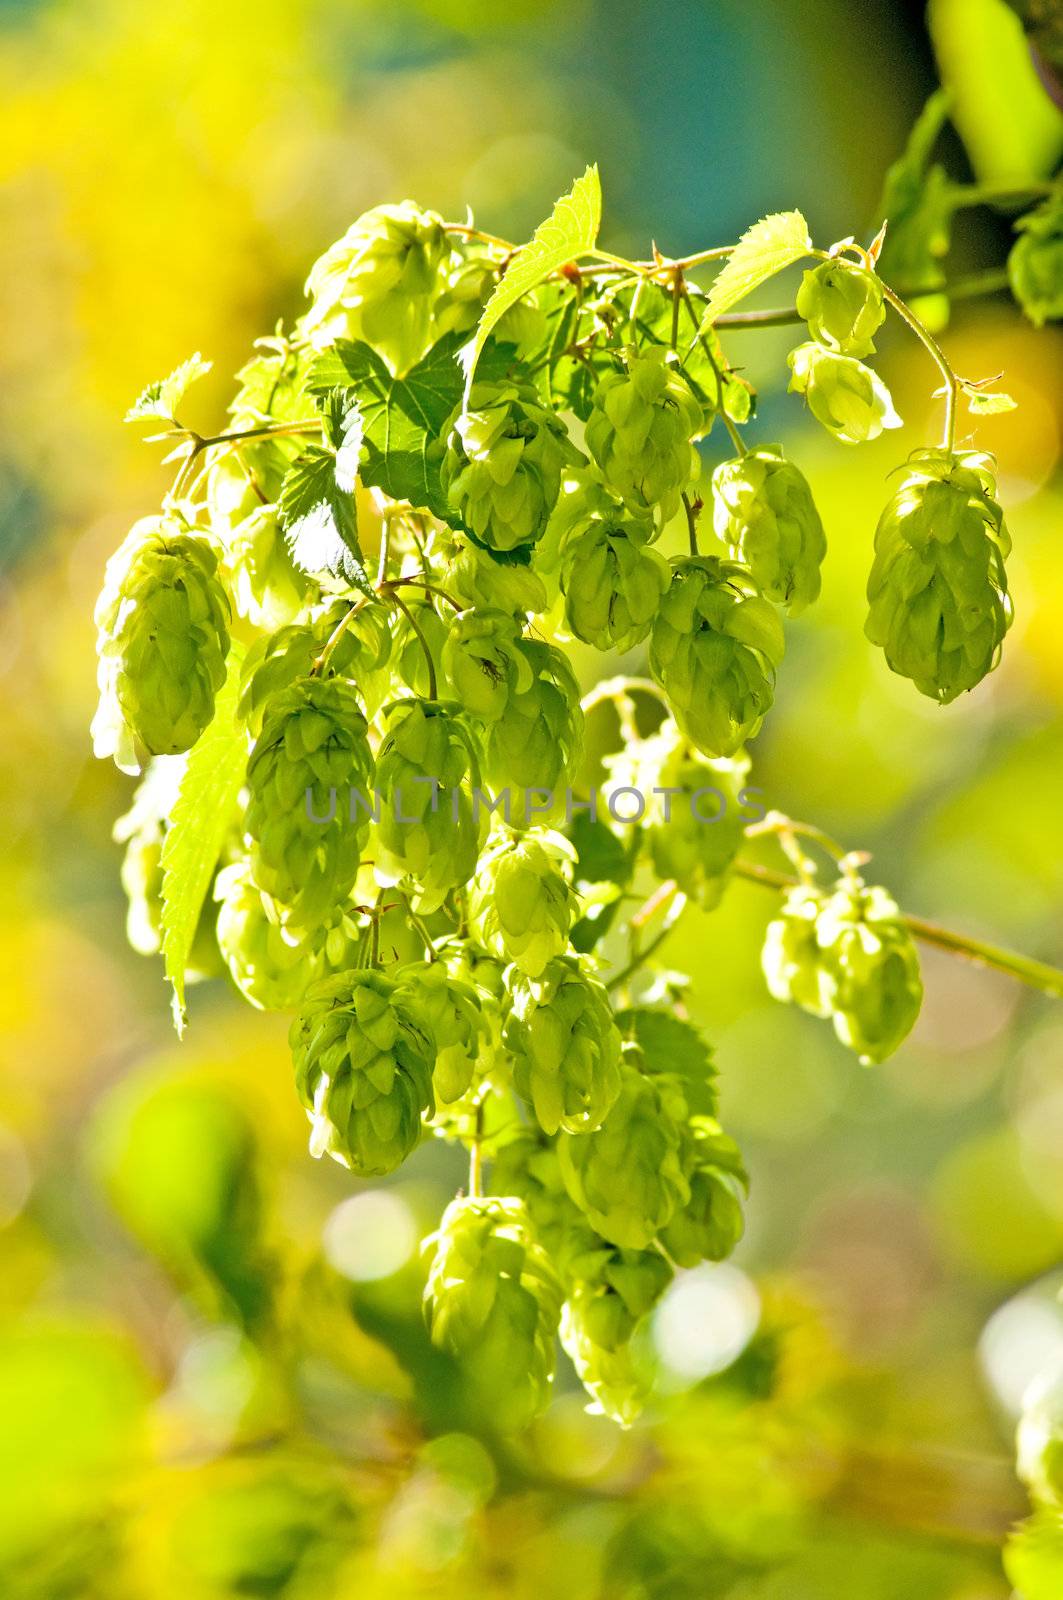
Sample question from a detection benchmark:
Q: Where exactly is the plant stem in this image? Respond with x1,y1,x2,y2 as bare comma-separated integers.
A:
310,595,371,676
580,675,671,718
388,590,437,700
881,282,960,452
680,288,746,455
469,1100,485,1199
682,491,700,556
732,860,1063,999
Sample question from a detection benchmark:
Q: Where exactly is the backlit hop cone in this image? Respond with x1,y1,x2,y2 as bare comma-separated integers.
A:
814,881,923,1064
712,444,827,614
503,954,622,1136
291,969,435,1173
865,447,1012,703
649,557,784,758
585,346,703,522
469,828,580,978
423,1195,563,1431
92,516,231,774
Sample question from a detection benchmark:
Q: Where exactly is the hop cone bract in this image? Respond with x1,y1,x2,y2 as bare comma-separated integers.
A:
1008,196,1063,327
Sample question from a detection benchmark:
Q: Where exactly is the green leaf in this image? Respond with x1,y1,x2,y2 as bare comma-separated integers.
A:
704,211,813,322
307,332,518,521
126,352,213,423
278,446,370,594
964,387,1017,415
160,648,247,1036
461,165,602,401
615,1007,718,1117
319,388,364,490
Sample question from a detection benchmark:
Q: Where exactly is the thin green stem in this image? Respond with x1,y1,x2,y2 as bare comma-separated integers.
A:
607,892,688,994
388,590,438,700
682,491,700,556
310,596,370,677
469,1100,485,1199
580,675,670,718
400,892,439,964
881,282,960,453
732,860,1063,999
680,287,746,455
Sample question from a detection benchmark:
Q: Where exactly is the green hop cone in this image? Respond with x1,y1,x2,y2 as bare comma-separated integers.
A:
92,516,232,773
558,1048,690,1249
222,505,319,632
373,700,484,913
865,447,1012,703
468,828,580,977
559,505,670,652
503,954,623,1135
787,342,901,444
244,675,374,930
585,346,703,522
711,444,827,614
302,201,450,373
488,1131,584,1257
814,881,923,1063
432,249,548,355
440,608,534,722
606,721,752,909
762,884,833,1017
423,1195,563,1431
483,638,584,815
290,969,435,1172
649,557,784,758
214,860,319,1012
239,601,393,734
430,525,548,615
560,1307,651,1428
1008,196,1063,326
441,379,581,552
394,958,489,1106
795,258,886,357
563,1236,672,1350
659,1118,747,1268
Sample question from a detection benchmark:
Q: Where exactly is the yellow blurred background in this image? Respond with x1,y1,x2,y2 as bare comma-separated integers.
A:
1,0,1063,1595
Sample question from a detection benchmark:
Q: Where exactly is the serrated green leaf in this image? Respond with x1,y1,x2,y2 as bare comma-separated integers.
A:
307,332,518,520
278,446,370,593
965,388,1017,415
126,352,213,423
615,1007,718,1117
319,389,364,490
160,648,247,1036
461,165,602,401
704,211,813,322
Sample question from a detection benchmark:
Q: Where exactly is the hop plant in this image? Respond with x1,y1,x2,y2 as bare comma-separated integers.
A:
558,1049,690,1248
558,499,670,651
440,608,534,722
430,525,549,615
214,860,318,1012
395,959,489,1105
585,347,703,521
762,885,833,1017
290,970,435,1172
244,676,374,930
373,700,483,913
711,444,827,614
482,638,584,811
560,1238,672,1426
92,517,231,773
795,258,886,356
302,201,450,373
865,447,1012,702
222,505,319,632
1008,195,1063,327
659,1118,747,1267
503,954,623,1135
441,379,580,552
787,342,901,443
649,557,784,757
814,881,923,1063
606,721,752,908
238,602,393,733
560,1306,651,1428
468,829,580,977
423,1196,563,1431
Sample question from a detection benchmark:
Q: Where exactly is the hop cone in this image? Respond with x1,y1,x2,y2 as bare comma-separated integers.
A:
423,1195,563,1431
815,881,923,1063
290,969,435,1172
432,250,548,355
762,885,833,1017
302,201,450,373
585,347,703,521
207,341,314,515
395,959,489,1105
711,444,827,614
795,259,886,356
441,379,580,552
503,955,623,1136
239,602,393,734
214,860,318,1012
649,557,784,758
560,1238,672,1426
244,676,374,930
432,526,548,615
489,1132,585,1258
560,1307,651,1427
483,638,584,812
469,829,580,977
559,506,670,652
787,342,901,444
374,700,484,913
1008,196,1063,327
441,608,534,722
558,1049,690,1248
92,517,231,773
865,447,1012,702
606,721,751,908
222,505,318,632
659,1118,746,1268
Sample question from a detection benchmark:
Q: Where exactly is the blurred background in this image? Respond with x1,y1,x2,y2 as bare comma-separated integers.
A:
1,0,1063,1594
